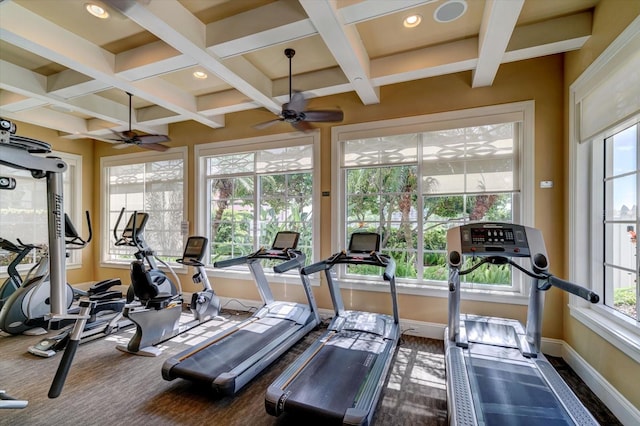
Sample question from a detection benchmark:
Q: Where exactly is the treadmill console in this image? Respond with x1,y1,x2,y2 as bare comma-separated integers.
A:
271,231,299,250
348,232,380,255
458,223,530,257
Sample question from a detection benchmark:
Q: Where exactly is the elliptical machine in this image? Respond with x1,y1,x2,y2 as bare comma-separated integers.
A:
28,214,136,357
112,207,179,301
116,235,220,357
0,238,47,310
0,216,86,335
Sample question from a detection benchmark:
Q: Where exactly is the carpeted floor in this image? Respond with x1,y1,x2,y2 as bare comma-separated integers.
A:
0,309,619,426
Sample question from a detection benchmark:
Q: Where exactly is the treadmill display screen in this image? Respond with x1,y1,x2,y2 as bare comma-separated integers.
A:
470,227,515,245
458,224,530,257
183,236,207,260
271,232,299,250
349,232,380,253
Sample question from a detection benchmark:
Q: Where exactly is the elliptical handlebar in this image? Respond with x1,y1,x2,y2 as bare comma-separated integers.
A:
64,211,92,249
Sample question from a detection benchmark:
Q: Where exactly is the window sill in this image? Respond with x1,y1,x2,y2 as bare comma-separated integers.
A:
208,267,321,287
99,261,188,275
337,278,530,305
569,303,640,364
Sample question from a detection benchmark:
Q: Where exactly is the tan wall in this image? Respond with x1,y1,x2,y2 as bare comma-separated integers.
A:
563,0,640,411
86,54,566,339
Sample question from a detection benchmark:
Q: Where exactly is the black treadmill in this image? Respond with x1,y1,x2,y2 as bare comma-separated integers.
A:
161,231,320,396
265,232,399,426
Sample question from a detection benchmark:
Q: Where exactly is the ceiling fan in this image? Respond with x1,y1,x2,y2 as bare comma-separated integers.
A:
255,48,344,132
108,92,170,151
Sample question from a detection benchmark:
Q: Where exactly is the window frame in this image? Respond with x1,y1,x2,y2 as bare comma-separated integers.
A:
331,101,535,304
99,147,188,271
569,18,640,363
194,131,321,284
0,150,83,275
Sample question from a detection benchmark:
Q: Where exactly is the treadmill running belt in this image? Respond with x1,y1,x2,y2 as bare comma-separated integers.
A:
282,336,382,423
169,318,296,384
468,358,574,425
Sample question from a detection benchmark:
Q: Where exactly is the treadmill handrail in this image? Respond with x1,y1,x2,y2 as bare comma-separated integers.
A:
214,246,303,269
273,250,305,273
457,256,599,304
543,274,600,303
301,250,395,278
213,255,248,269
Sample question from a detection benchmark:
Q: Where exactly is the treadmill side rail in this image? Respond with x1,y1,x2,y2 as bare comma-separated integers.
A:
536,359,598,426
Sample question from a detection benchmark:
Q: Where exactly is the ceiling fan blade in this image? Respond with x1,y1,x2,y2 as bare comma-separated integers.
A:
285,91,307,113
113,143,133,150
254,118,283,130
292,120,313,132
301,110,344,122
137,134,171,144
138,142,169,152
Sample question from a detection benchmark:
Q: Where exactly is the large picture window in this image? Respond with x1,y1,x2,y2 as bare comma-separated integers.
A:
333,103,534,296
196,133,319,267
0,151,82,272
100,148,187,266
569,18,640,362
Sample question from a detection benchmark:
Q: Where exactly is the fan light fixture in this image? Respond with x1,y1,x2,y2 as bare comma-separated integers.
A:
193,71,208,79
85,3,109,19
403,14,422,28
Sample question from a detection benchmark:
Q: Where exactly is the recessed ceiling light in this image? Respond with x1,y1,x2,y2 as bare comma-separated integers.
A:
403,14,422,28
193,71,208,79
434,0,467,23
85,3,109,19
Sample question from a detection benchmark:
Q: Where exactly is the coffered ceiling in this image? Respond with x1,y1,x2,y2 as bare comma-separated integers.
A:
0,0,597,143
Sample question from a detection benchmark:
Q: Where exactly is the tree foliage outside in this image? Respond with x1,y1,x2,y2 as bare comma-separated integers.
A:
208,172,313,265
345,165,514,286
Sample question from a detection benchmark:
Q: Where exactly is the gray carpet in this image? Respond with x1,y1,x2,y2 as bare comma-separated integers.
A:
0,309,618,425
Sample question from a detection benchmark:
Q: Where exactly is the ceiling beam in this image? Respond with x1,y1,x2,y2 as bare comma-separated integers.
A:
105,0,280,114
472,0,525,88
299,0,379,105
0,1,224,130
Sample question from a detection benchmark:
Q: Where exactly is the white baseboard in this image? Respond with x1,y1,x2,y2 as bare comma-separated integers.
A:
562,343,640,426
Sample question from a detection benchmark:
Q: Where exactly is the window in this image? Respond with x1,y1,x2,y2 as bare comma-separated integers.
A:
196,132,319,269
333,102,534,298
570,18,640,362
603,124,639,320
0,151,82,273
100,148,187,266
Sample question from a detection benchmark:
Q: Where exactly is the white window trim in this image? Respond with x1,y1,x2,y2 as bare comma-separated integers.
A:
194,131,321,286
0,150,83,276
58,150,83,269
569,17,640,363
99,147,188,273
331,101,535,304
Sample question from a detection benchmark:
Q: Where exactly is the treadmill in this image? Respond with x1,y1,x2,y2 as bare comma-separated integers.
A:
445,222,600,425
161,231,320,396
266,232,399,426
